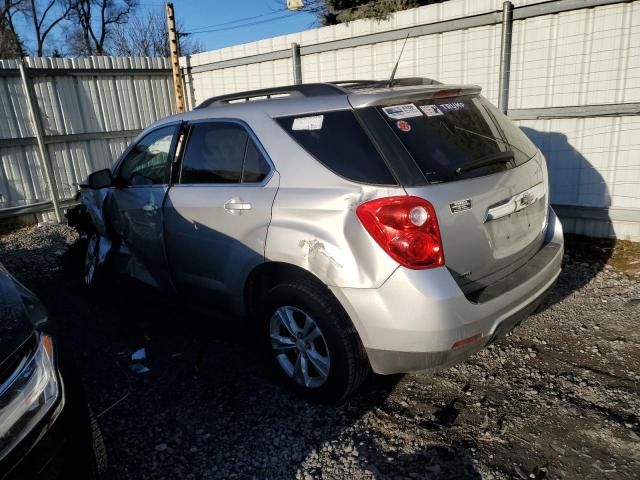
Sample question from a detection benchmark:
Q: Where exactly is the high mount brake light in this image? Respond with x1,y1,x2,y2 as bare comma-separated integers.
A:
432,89,461,99
356,196,444,269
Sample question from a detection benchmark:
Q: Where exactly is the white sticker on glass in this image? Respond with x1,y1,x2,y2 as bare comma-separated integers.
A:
381,104,423,120
437,102,465,112
420,104,444,117
292,115,324,131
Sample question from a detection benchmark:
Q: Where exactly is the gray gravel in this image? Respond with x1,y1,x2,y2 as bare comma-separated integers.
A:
0,223,639,480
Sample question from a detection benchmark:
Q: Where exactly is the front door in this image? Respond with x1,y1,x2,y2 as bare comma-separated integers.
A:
106,124,180,291
164,120,278,308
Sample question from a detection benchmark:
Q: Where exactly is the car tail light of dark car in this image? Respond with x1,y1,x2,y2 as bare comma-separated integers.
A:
356,196,444,269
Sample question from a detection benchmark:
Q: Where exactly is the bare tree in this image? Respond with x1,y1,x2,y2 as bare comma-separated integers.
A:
0,0,25,58
110,9,202,57
21,0,73,56
67,0,137,56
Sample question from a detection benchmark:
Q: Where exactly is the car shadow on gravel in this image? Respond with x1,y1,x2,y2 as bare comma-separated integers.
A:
36,238,481,479
522,128,614,314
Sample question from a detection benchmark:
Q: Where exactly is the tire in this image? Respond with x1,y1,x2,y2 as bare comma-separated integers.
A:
88,407,109,479
83,232,104,288
263,282,370,403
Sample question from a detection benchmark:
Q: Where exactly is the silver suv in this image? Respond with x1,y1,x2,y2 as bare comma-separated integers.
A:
75,78,564,402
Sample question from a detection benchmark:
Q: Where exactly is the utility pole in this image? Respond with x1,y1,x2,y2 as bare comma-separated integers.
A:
166,2,185,113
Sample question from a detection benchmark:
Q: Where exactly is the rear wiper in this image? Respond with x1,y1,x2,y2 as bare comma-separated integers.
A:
453,125,530,158
455,151,515,175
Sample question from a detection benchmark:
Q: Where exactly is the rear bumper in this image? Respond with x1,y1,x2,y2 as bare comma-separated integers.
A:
331,207,564,375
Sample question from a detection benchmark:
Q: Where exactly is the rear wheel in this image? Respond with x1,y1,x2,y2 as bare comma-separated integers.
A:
263,282,369,402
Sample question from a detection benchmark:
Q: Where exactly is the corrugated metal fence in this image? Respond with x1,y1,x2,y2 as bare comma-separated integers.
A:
0,56,174,219
180,0,640,241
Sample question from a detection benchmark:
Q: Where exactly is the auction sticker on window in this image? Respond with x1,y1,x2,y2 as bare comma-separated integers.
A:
381,104,423,120
292,115,324,131
420,104,444,117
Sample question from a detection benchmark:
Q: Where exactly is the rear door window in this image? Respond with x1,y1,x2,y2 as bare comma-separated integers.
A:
374,95,538,184
180,123,246,184
276,110,396,185
179,122,271,185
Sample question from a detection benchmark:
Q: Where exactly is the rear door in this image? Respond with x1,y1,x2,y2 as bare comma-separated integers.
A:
359,93,548,292
105,124,179,290
164,120,278,307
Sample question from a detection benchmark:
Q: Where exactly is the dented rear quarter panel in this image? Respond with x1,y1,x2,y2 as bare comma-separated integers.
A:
267,184,404,289
253,112,405,289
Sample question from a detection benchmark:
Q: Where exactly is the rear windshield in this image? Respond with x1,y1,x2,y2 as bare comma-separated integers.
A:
275,110,396,185
374,95,538,184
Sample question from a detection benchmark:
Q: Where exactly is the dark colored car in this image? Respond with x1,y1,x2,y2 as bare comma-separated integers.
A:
0,262,106,479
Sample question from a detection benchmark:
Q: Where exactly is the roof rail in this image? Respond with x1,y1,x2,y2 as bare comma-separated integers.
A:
194,77,443,109
195,83,348,109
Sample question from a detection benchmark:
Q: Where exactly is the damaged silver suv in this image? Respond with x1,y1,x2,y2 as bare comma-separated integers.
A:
72,78,564,402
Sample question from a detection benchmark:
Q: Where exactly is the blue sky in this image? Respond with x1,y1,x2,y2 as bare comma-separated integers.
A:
14,0,320,55
143,0,320,51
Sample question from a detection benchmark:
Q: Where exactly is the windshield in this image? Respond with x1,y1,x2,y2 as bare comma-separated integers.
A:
373,95,538,183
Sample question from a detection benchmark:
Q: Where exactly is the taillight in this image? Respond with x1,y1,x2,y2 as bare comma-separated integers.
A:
356,196,444,269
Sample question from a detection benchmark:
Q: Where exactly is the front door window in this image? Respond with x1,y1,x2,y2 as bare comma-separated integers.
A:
119,126,176,186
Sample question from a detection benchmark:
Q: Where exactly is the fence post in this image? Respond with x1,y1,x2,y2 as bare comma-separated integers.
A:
18,61,62,223
498,1,514,114
291,42,302,85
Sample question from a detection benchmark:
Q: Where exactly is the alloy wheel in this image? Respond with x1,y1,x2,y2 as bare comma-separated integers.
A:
269,306,331,388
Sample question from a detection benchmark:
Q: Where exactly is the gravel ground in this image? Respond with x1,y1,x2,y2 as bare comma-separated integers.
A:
0,223,639,480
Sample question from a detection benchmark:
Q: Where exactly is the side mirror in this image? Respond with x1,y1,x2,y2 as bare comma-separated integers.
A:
87,169,114,189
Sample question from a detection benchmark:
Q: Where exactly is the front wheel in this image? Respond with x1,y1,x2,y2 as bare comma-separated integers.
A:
264,282,370,403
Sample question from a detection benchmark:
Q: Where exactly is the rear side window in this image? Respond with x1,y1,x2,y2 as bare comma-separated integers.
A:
180,122,271,184
276,110,396,185
242,140,270,183
374,96,538,184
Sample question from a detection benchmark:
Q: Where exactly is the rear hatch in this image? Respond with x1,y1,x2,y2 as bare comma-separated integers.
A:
350,87,549,294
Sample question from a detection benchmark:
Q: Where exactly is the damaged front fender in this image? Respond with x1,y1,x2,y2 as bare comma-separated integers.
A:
68,187,114,269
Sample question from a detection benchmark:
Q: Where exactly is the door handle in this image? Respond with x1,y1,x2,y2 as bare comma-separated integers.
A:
224,198,252,214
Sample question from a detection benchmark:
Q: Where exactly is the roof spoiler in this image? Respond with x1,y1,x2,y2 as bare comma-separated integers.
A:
348,85,483,109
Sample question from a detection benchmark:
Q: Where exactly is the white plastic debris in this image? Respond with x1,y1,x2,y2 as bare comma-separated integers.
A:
130,363,150,374
131,348,146,361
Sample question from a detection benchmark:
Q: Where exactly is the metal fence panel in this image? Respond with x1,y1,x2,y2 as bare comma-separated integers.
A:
0,56,174,211
510,1,640,109
180,0,640,240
